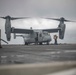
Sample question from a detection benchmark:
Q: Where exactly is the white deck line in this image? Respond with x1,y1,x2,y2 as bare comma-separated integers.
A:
46,68,76,75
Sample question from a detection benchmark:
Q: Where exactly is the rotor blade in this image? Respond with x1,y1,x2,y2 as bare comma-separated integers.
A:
11,17,30,20
45,18,60,21
64,19,76,22
45,17,76,22
0,17,5,19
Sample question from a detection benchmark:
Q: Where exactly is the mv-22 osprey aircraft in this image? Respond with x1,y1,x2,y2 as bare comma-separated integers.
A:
0,15,75,45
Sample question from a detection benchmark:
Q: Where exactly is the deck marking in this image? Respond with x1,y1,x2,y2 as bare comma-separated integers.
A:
64,50,76,53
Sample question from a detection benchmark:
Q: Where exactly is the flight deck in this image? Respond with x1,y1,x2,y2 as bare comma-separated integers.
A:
0,44,76,65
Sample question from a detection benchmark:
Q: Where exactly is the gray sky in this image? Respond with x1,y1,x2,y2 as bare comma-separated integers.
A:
0,0,76,44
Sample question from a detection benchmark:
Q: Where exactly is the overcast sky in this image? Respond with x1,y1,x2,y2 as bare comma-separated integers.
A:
0,0,76,44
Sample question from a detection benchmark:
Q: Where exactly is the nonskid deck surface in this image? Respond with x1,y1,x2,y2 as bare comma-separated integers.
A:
0,44,76,64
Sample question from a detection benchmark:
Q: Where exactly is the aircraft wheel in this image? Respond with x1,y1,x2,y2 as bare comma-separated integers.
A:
25,42,28,45
0,45,2,48
47,42,49,45
39,42,42,45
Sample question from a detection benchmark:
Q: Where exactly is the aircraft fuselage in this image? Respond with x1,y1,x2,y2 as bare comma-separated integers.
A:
24,30,51,44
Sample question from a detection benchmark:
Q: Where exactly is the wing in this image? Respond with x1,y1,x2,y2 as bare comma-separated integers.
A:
11,28,34,34
42,28,60,33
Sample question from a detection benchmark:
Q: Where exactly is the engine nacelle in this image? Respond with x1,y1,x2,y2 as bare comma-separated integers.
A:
59,24,66,39
5,18,11,41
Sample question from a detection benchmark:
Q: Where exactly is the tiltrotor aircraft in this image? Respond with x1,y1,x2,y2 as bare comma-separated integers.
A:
0,15,75,45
